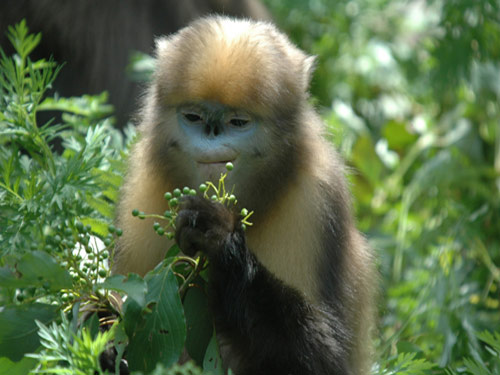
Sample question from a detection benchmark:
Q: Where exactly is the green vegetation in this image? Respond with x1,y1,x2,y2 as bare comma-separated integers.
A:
265,0,500,373
1,0,500,373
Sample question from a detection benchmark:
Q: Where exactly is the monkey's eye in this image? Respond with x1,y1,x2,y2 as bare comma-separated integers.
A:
229,118,249,127
182,112,203,123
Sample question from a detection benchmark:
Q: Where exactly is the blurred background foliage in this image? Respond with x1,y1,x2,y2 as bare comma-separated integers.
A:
263,0,500,372
1,0,500,374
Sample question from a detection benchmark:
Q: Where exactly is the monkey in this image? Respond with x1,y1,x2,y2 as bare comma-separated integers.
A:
114,16,376,375
0,0,269,126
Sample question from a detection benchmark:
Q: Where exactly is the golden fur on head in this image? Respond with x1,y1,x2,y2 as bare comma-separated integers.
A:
154,16,315,117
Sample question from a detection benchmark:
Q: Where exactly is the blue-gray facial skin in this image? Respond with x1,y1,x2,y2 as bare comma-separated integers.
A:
176,101,268,184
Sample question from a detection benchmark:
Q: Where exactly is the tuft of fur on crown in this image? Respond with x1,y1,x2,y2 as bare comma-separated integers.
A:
153,16,316,118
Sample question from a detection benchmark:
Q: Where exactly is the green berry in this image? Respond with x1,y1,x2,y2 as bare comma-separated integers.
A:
153,222,161,230
116,228,123,237
101,250,109,259
53,235,62,244
164,192,173,200
183,186,190,195
229,194,236,203
240,208,249,216
164,210,173,218
64,227,73,236
189,189,197,196
225,162,234,171
80,235,89,245
108,224,116,233
98,269,107,278
211,194,218,201
138,211,146,219
132,209,140,217
85,224,92,233
199,183,207,192
104,238,112,246
75,221,84,232
241,223,247,231
156,227,165,236
173,188,182,197
166,232,175,240
170,198,179,207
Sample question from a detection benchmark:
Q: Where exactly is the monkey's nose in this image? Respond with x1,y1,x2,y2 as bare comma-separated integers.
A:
205,122,223,137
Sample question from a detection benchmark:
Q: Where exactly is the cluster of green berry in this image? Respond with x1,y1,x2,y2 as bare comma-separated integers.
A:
21,221,123,305
69,222,121,279
131,162,253,240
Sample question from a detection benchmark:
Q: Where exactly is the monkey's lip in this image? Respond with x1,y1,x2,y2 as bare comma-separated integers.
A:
196,160,235,181
196,160,234,165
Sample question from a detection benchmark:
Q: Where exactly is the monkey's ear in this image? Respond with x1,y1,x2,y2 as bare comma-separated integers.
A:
155,37,170,57
303,55,317,88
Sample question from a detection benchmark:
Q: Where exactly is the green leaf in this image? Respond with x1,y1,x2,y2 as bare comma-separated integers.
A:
184,283,213,366
382,120,418,151
85,193,114,218
0,303,57,361
125,266,187,372
0,251,73,291
203,332,224,375
80,216,109,237
0,357,37,375
476,331,500,354
98,273,147,308
352,135,383,187
463,358,492,375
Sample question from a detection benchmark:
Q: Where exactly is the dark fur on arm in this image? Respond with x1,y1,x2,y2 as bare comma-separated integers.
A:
176,196,352,375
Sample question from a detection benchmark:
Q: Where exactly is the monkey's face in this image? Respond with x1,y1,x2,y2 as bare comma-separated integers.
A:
171,101,274,191
176,101,253,182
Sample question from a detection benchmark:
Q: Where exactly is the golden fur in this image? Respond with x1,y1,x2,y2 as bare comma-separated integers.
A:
114,16,375,375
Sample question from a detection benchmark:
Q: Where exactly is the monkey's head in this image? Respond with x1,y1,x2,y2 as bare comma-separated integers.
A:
141,16,317,215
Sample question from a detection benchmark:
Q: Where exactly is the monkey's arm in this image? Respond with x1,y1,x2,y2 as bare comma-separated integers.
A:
176,196,351,375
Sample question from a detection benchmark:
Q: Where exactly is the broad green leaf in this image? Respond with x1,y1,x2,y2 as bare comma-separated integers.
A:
203,332,224,375
184,282,213,366
5,251,73,291
98,273,147,308
0,303,57,361
0,357,37,375
125,266,186,372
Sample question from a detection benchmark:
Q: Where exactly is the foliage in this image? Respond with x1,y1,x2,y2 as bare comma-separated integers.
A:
0,21,235,375
2,0,500,372
264,0,500,374
27,314,115,375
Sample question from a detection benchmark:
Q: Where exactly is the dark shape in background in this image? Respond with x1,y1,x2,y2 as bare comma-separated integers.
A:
0,0,270,127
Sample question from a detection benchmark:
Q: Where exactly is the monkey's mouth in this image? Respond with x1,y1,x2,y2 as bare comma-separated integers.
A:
196,160,235,181
197,160,233,166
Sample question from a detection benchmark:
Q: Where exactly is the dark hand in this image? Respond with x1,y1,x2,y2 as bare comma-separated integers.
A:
175,196,237,257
